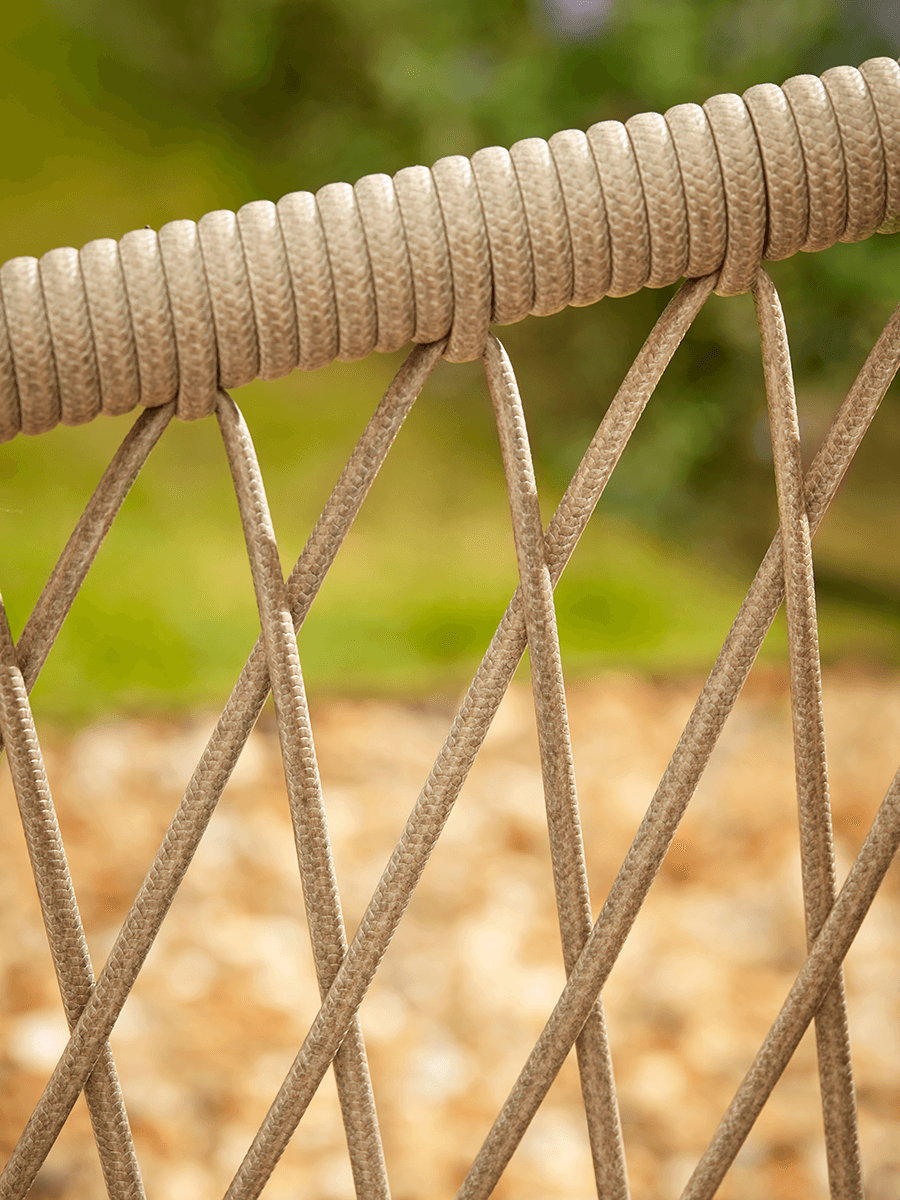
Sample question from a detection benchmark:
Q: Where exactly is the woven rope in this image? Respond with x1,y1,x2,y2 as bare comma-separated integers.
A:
3,269,900,1198
1,57,899,443
3,52,900,1200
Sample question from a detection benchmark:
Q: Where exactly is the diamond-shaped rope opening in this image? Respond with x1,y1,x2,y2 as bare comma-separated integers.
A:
2,264,900,1200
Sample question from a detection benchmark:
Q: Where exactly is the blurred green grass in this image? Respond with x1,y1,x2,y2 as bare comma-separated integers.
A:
1,0,899,724
0,354,751,721
4,344,897,727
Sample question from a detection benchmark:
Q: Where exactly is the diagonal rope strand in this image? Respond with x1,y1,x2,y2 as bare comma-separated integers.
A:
753,267,862,1199
223,275,717,1199
679,763,900,1199
0,339,445,1200
483,334,628,1199
216,392,390,1199
453,288,900,1199
1,56,900,1200
3,261,899,1199
0,599,144,1199
0,401,174,759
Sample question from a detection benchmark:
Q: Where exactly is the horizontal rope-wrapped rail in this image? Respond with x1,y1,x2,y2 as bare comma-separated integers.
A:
1,56,899,444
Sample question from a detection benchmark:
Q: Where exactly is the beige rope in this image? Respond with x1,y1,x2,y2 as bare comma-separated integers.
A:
1,58,899,442
222,276,717,1200
0,342,446,1200
454,281,900,1200
0,604,144,1200
4,268,900,1195
483,334,627,1197
4,55,900,1200
216,393,390,1197
754,270,861,1197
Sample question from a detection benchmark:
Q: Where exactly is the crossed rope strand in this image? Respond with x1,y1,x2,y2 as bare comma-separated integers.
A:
2,269,899,1200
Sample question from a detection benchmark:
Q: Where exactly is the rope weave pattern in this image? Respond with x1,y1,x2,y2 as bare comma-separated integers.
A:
3,53,900,1200
1,57,899,444
3,266,900,1197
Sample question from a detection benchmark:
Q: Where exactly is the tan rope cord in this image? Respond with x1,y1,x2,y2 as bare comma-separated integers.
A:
754,269,861,1197
0,273,712,1198
1,57,899,440
483,335,627,1198
0,604,144,1199
3,54,900,1200
455,283,900,1199
216,393,390,1198
0,340,446,1199
1,261,898,1197
5,262,895,1198
1,403,174,726
222,275,718,1200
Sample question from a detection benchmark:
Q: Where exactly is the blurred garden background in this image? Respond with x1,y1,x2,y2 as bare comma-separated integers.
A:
1,0,900,723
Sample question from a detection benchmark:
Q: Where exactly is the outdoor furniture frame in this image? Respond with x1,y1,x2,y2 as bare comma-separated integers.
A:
1,54,900,1200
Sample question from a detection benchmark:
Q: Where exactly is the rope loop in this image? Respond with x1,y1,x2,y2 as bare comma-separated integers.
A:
1,56,898,442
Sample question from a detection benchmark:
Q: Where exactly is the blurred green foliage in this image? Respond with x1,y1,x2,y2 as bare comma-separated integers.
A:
1,0,899,722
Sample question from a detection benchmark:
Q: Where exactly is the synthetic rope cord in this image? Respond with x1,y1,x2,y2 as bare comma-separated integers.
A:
216,393,391,1199
0,342,446,1200
754,269,862,1197
454,289,900,1200
223,276,715,1200
0,600,145,1200
483,334,628,1198
0,403,174,761
1,58,899,443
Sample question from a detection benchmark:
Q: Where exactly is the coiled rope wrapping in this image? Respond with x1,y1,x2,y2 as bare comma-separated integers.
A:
1,57,899,444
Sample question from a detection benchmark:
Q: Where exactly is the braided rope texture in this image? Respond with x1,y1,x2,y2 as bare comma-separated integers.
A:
5,268,900,1198
0,57,899,444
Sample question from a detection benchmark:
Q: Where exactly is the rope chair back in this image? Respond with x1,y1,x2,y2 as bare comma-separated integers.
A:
2,54,900,1200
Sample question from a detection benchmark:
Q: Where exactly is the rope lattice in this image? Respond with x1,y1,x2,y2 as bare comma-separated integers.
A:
1,53,900,1200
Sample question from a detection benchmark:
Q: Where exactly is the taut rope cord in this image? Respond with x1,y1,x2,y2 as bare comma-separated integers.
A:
0,57,898,444
5,52,900,1200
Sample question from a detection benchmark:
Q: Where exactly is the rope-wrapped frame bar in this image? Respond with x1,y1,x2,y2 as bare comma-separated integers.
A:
1,57,899,441
1,53,900,1200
